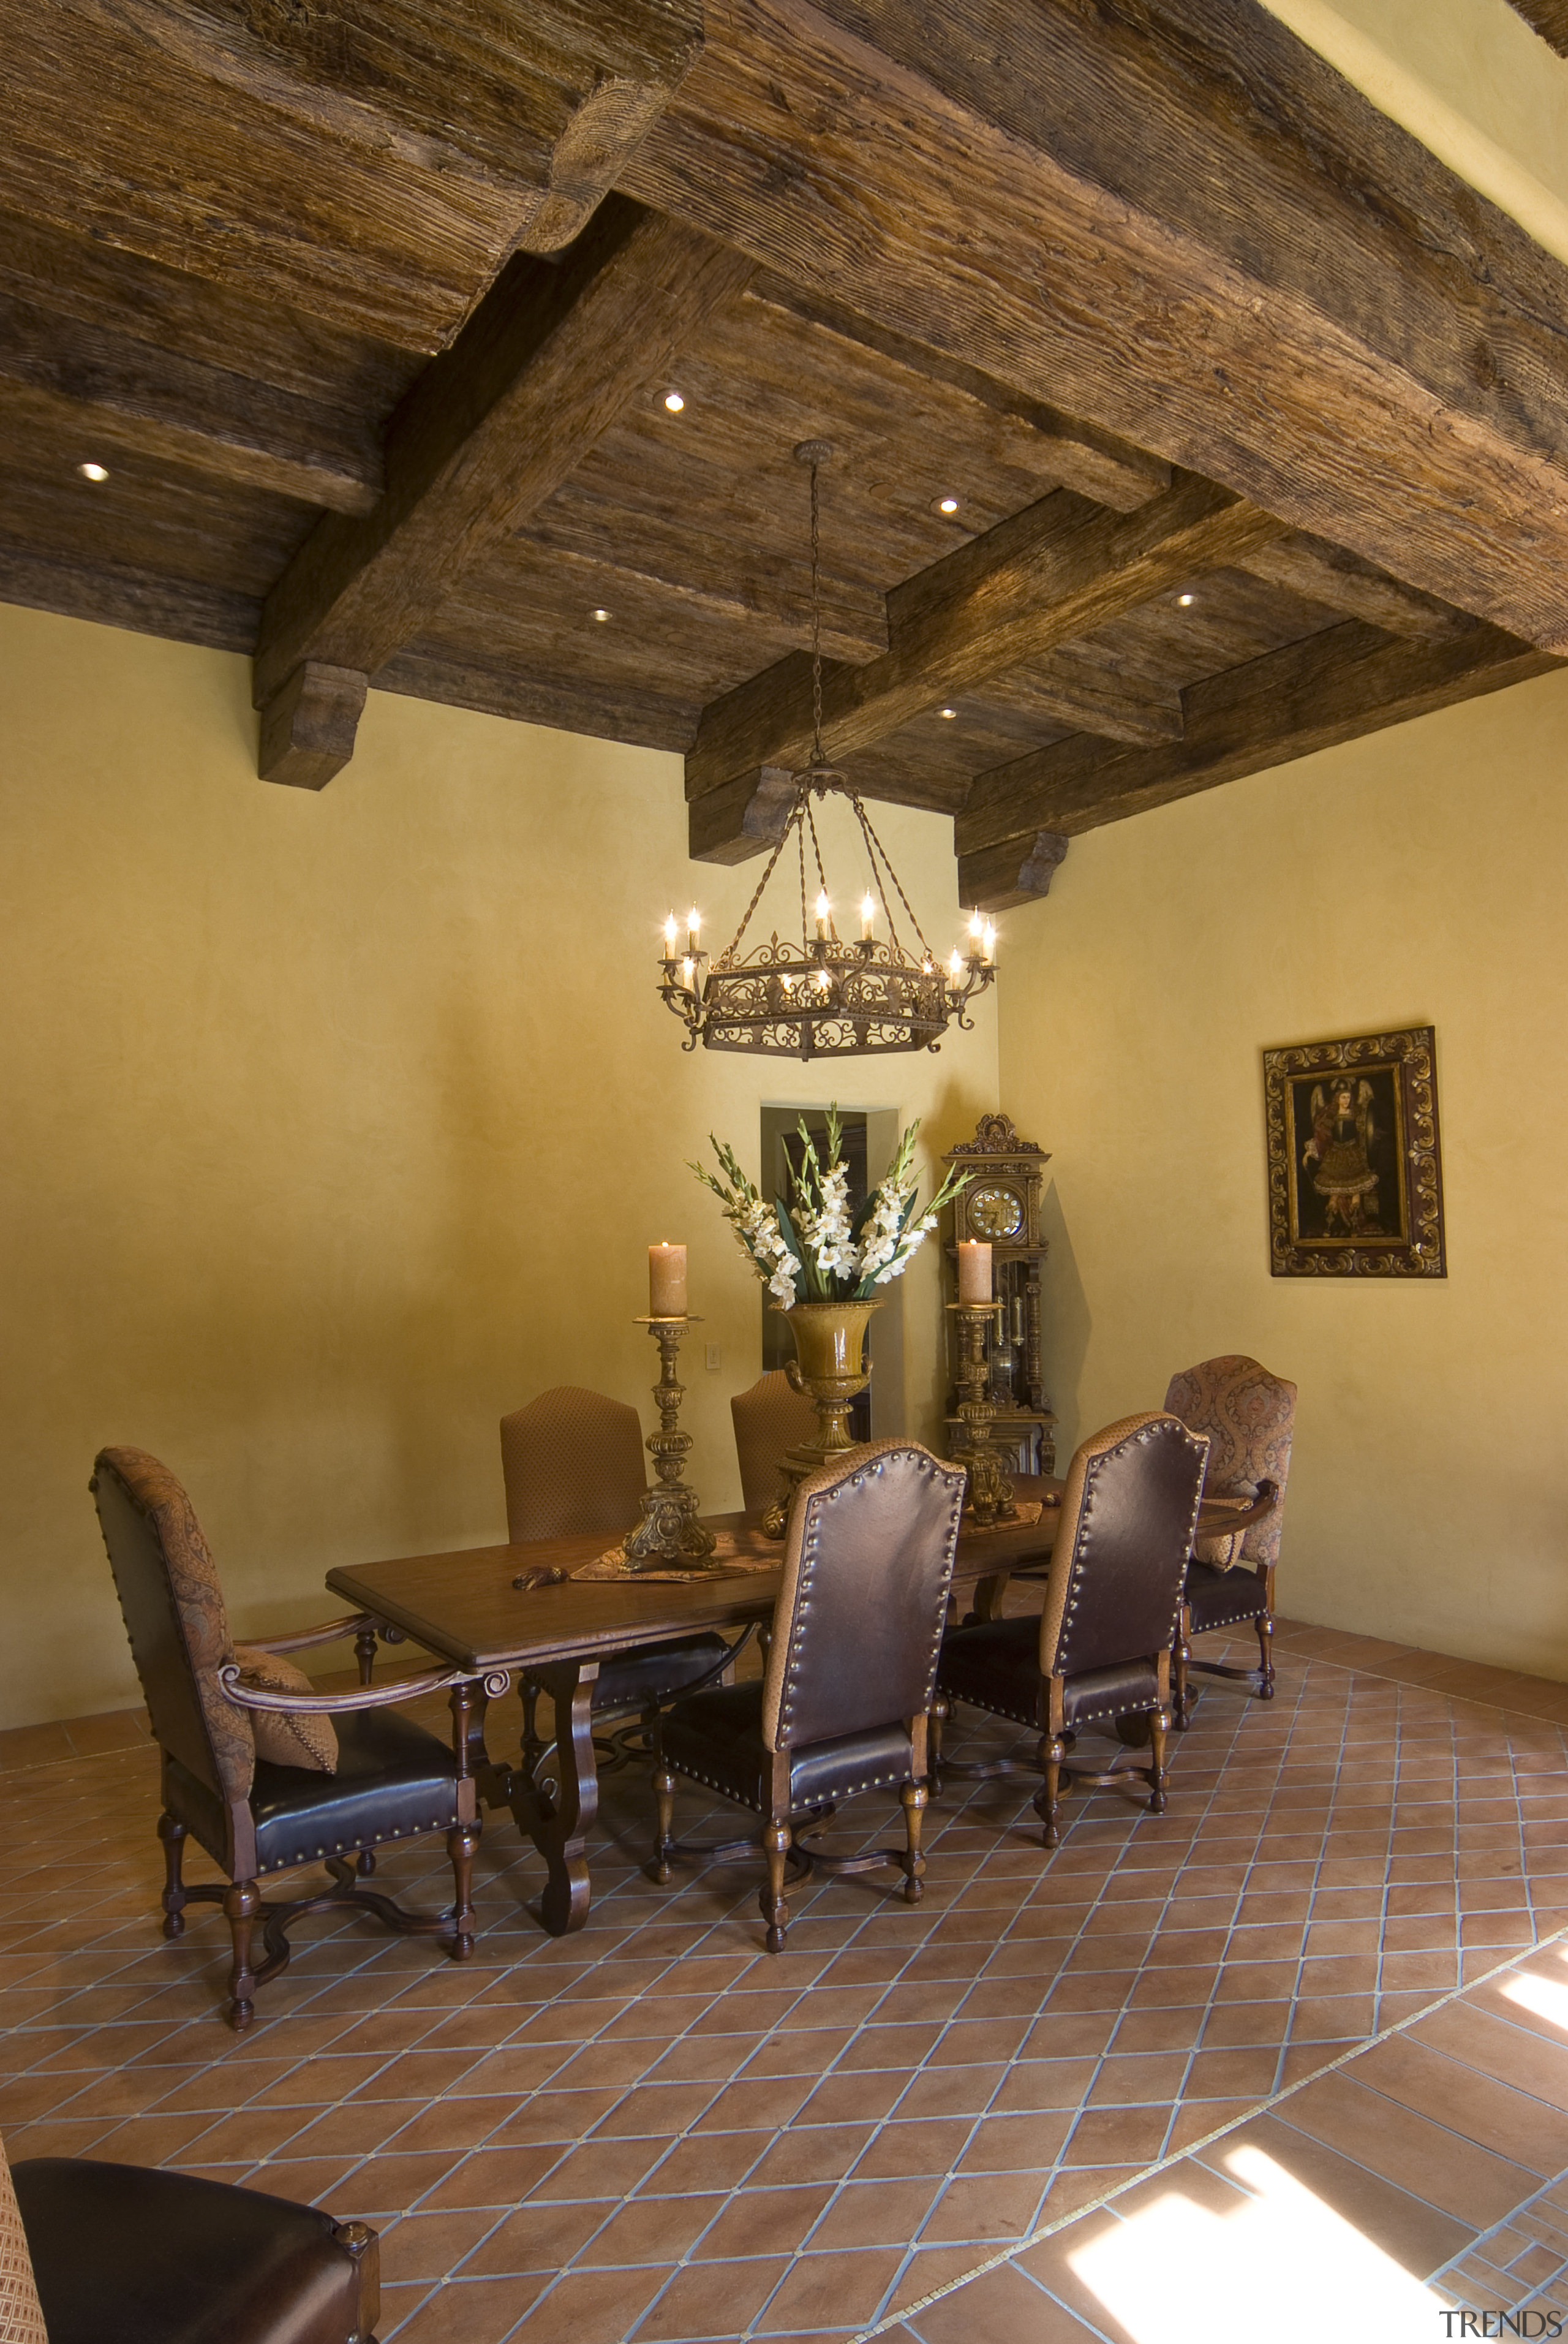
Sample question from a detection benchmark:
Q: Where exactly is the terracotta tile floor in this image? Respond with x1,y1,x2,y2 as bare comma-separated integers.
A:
6,1620,1568,2341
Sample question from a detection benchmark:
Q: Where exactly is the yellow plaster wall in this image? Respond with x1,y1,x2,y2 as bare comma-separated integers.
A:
1000,665,1568,1679
0,604,997,1726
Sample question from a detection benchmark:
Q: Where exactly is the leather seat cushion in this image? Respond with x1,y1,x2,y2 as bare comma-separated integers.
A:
165,1706,461,1877
1186,1559,1268,1632
938,1622,1163,1731
13,2158,364,2344
591,1633,733,1714
661,1681,915,1814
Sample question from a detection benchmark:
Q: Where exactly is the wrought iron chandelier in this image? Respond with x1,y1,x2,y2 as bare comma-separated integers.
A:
658,442,997,1060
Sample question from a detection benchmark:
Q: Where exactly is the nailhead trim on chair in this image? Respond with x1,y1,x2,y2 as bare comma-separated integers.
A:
256,1815,456,1876
669,1756,913,1810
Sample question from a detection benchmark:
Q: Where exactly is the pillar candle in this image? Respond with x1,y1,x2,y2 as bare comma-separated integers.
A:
649,1242,687,1317
957,1241,992,1306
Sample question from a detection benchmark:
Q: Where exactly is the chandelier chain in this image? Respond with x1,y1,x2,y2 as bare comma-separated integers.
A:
809,458,824,767
858,796,937,962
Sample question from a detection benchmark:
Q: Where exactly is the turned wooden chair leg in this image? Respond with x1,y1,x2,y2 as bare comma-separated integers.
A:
652,1760,676,1885
1256,1611,1275,1698
1173,1604,1193,1730
446,1820,479,1960
157,1812,187,1940
354,1623,379,1685
223,1878,260,2032
927,1697,947,1794
899,1779,927,1904
1033,1732,1067,1850
1147,1706,1170,1815
761,1817,793,1952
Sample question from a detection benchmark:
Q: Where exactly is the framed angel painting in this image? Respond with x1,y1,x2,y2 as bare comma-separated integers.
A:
1262,1026,1446,1278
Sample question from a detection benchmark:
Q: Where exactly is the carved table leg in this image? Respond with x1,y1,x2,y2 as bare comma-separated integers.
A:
497,1660,600,1937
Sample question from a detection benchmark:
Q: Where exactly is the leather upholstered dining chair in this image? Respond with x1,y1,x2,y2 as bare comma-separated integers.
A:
92,1447,488,2030
934,1412,1208,1848
651,1440,967,1952
729,1368,818,1521
500,1386,735,1770
6,2127,380,2344
1163,1355,1295,1727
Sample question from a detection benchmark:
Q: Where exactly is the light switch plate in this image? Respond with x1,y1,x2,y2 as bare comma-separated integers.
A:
705,1344,722,1371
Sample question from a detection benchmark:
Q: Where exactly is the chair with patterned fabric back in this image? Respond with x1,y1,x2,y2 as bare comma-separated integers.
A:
500,1386,738,1774
91,1446,486,2030
729,1368,819,1522
1163,1355,1297,1727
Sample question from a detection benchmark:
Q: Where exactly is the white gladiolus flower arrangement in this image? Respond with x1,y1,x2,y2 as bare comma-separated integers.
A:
692,1106,970,1306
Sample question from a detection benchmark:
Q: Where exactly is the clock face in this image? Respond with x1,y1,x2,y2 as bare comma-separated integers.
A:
968,1183,1025,1241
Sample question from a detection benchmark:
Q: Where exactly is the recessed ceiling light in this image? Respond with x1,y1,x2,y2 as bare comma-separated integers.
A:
663,391,685,413
592,608,611,623
937,496,959,514
1177,591,1196,607
940,706,957,719
78,461,109,482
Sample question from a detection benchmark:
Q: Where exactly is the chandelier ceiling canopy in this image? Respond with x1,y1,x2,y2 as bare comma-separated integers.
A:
657,443,997,1060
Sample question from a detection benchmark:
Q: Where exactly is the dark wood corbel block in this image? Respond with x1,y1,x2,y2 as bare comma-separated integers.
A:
257,660,369,792
688,765,797,863
957,830,1069,911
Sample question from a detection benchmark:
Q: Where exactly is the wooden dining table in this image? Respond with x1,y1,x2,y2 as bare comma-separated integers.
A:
326,1475,1236,1937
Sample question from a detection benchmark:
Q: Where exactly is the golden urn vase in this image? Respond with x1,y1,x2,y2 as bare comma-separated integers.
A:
761,1298,882,1537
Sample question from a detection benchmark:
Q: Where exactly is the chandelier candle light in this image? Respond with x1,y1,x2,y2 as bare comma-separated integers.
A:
657,442,997,1062
695,1106,971,1532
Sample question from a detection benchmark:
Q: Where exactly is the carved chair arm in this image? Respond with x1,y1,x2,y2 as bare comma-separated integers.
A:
1199,1478,1281,1539
256,1612,380,1655
218,1662,512,1715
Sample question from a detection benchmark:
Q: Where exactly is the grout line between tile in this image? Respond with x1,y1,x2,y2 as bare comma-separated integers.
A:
853,1918,1568,2341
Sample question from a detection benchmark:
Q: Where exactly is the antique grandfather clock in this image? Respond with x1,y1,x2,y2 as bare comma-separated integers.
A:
943,1113,1057,1476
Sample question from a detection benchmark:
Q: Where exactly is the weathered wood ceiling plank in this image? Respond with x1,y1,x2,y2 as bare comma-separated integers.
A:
624,0,1568,646
252,198,756,774
742,276,1171,512
0,319,382,516
956,619,1561,891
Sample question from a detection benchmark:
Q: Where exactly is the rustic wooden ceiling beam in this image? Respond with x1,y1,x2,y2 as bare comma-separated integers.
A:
0,298,382,515
1233,533,1472,642
0,0,703,347
956,619,1560,899
251,197,755,786
624,0,1568,646
687,472,1283,801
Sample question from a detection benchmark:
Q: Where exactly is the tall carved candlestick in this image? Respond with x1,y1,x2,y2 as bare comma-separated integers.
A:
622,1316,720,1569
949,1301,1017,1527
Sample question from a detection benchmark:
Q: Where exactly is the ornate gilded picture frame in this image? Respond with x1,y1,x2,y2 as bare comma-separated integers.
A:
1263,1027,1446,1279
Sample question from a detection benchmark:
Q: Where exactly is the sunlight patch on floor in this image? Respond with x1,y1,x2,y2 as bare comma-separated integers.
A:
1068,2146,1446,2344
